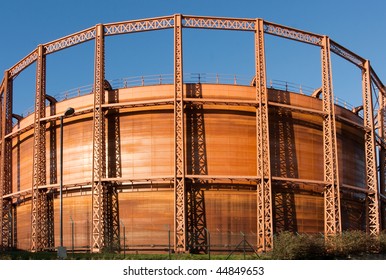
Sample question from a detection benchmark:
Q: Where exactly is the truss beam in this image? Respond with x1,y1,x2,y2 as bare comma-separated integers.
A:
173,14,187,253
105,16,174,36
379,90,386,229
255,19,273,252
183,15,255,31
330,40,365,69
31,45,48,251
44,27,96,55
362,60,381,236
9,49,38,79
1,71,13,250
263,21,322,46
321,37,342,238
91,24,106,252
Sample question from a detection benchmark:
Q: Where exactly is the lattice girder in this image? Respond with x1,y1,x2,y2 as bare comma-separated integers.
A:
1,71,13,249
263,21,322,46
321,37,342,238
173,14,187,252
379,91,386,229
9,50,38,79
105,16,174,35
362,60,381,236
183,16,255,31
255,19,273,252
31,45,48,252
91,24,107,252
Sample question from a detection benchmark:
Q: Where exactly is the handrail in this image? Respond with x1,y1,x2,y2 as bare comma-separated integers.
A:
17,73,358,120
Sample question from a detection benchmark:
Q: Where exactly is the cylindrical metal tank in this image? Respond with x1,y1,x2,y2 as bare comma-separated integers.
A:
11,83,366,251
2,15,384,253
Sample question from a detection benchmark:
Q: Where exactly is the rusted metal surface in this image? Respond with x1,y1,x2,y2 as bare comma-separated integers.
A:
0,15,384,252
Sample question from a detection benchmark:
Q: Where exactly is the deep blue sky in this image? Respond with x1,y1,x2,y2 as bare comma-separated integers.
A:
1,0,385,115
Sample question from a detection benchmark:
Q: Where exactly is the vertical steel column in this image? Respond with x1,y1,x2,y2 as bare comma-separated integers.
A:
31,45,47,251
379,90,386,229
362,60,380,236
255,19,273,251
0,71,13,250
91,24,106,252
321,36,341,238
174,14,186,252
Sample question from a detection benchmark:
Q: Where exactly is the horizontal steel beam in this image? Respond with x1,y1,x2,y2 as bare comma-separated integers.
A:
184,97,257,107
182,15,255,31
9,49,38,79
2,175,371,200
268,101,326,116
44,27,96,55
263,21,322,46
341,183,369,194
6,94,369,140
4,14,384,91
330,39,365,69
272,176,327,185
102,98,174,109
105,15,174,36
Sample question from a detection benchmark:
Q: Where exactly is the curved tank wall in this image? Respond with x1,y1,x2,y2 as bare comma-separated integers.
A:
11,84,366,251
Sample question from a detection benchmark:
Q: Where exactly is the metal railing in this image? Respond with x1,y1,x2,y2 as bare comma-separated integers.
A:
18,73,358,119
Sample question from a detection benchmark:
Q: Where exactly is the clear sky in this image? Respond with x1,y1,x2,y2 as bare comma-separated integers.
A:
1,0,385,115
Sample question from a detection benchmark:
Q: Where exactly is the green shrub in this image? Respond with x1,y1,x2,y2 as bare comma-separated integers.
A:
327,230,372,258
270,231,325,260
379,231,386,254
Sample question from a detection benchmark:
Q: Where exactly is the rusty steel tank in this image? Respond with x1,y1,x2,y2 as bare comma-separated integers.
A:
1,15,384,253
9,81,367,251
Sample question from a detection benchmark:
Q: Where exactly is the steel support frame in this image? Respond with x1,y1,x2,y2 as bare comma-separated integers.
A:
173,14,187,252
0,14,384,253
362,60,380,236
31,45,49,252
91,24,106,252
255,19,273,251
0,71,13,250
321,36,342,238
379,90,386,229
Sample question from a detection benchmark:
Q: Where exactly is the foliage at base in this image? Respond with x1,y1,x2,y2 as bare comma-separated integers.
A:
1,231,386,260
269,230,386,260
269,231,325,260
